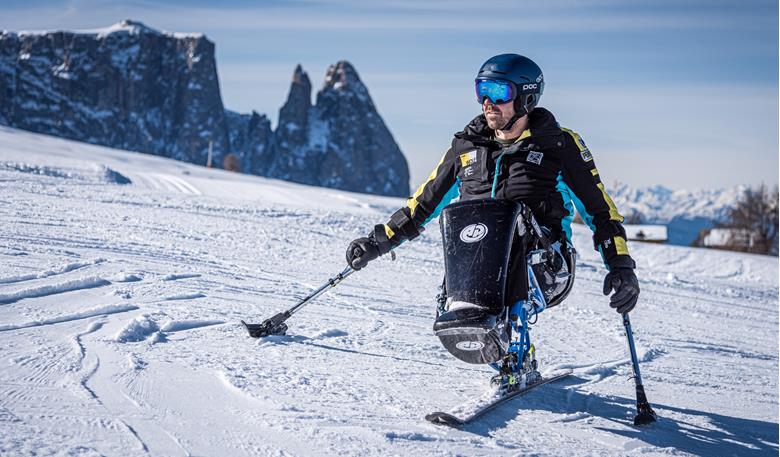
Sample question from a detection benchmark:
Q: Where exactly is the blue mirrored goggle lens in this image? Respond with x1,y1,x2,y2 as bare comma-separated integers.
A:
475,80,515,104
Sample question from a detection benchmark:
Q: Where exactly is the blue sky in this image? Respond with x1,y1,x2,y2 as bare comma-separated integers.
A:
2,0,778,191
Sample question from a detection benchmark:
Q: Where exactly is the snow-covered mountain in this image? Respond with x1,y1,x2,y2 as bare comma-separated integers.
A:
609,183,742,223
607,182,744,246
0,20,409,197
0,20,233,167
0,126,776,456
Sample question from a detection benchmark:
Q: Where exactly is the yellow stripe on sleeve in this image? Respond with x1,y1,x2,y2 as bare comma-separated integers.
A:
596,182,624,222
407,150,448,217
615,236,629,255
384,224,395,239
560,127,586,152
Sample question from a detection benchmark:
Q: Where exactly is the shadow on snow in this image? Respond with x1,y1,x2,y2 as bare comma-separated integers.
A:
459,375,778,457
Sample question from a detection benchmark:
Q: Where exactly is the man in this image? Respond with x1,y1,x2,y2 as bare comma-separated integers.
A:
346,54,639,315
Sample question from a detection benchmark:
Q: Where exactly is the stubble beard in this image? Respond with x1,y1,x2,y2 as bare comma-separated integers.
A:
485,111,507,130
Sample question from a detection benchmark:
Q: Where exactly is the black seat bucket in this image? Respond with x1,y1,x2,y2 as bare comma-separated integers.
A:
433,199,522,364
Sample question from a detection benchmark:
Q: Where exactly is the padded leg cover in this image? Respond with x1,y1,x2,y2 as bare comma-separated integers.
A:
433,305,508,364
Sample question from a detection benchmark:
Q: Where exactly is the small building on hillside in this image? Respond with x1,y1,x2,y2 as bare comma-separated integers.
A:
701,228,757,250
623,224,668,243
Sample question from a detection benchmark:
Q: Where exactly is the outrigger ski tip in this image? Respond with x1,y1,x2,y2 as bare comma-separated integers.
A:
241,318,288,338
424,412,464,427
426,370,572,427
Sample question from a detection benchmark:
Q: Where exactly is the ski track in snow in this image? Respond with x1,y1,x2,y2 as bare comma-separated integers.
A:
0,258,106,284
0,303,138,332
0,127,776,456
0,276,112,305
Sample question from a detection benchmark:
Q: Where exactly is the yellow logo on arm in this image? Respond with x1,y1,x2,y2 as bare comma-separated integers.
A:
459,150,477,167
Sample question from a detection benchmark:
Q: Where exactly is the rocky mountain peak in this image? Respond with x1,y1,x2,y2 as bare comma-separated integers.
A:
113,19,155,34
321,60,372,107
0,23,409,197
276,64,313,152
323,61,361,90
270,61,408,196
291,64,310,87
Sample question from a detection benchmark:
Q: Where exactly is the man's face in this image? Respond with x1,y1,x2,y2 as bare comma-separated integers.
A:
482,97,515,130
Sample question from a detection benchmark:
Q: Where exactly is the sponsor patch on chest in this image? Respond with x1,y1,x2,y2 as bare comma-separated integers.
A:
459,150,477,167
527,150,544,165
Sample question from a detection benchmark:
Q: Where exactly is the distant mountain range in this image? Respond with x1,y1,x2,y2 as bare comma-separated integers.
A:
607,182,744,246
0,20,410,197
0,19,749,240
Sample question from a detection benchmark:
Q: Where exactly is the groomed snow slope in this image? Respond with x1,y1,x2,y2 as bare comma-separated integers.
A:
0,126,777,456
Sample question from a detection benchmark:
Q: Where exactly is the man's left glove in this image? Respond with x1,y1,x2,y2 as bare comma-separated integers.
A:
346,225,393,270
603,267,640,314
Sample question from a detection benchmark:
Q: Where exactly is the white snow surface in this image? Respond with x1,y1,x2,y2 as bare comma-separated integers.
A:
0,126,777,456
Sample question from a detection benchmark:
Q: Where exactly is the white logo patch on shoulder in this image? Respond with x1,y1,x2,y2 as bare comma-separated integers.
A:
580,148,593,162
527,151,544,165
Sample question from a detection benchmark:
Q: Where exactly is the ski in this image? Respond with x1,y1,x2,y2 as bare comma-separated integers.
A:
425,370,572,427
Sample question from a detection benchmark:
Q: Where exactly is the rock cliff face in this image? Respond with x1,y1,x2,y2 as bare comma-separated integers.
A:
0,20,235,167
224,110,273,175
0,21,409,196
272,62,409,196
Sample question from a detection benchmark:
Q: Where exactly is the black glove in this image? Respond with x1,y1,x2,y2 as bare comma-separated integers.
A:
602,267,640,314
346,225,392,270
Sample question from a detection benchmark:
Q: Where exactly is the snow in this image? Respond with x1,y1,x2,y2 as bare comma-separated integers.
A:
0,276,111,305
80,21,147,37
16,20,204,40
608,183,744,246
82,20,203,39
115,314,162,343
52,62,73,80
0,303,139,332
0,258,105,284
610,182,742,223
703,228,755,248
0,126,777,456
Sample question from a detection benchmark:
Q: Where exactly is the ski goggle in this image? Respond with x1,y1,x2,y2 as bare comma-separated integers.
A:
475,79,515,105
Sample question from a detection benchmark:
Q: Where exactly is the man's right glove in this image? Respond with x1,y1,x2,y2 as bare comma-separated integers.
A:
346,225,393,270
602,267,640,314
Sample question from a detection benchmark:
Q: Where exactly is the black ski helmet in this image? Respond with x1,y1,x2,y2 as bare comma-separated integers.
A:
476,54,544,118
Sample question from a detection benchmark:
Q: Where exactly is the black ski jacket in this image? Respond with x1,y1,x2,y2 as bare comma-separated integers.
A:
382,108,635,269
